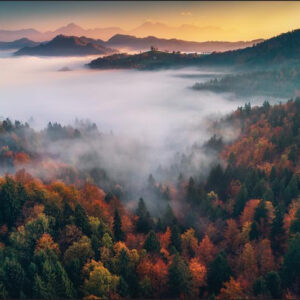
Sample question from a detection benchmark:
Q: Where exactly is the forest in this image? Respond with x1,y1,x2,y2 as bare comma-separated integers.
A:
0,99,300,300
192,65,300,98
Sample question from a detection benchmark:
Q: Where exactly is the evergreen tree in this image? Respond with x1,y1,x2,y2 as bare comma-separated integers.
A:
207,252,231,294
144,230,161,253
170,224,182,253
136,198,153,233
0,176,24,227
2,258,24,298
74,204,91,235
233,184,248,217
186,177,199,205
113,209,124,241
281,233,300,289
270,206,286,255
62,202,74,225
117,276,129,297
266,271,282,299
168,254,191,297
253,276,268,297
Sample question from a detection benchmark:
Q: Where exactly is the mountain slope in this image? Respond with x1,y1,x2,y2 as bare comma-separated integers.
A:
198,29,300,68
106,34,263,52
14,35,116,56
88,49,201,70
0,38,39,50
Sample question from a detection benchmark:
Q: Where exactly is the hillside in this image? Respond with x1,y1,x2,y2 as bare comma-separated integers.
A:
88,29,300,71
197,29,300,68
88,49,202,70
14,35,116,56
0,38,39,50
106,34,263,53
193,65,300,98
0,100,299,299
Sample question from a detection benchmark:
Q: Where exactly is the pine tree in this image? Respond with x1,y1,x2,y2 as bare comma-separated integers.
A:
113,209,124,241
3,258,24,298
207,252,231,294
281,233,300,288
266,271,282,299
74,204,91,235
233,184,248,217
170,224,182,253
144,230,161,253
270,206,286,255
136,198,153,233
168,254,191,297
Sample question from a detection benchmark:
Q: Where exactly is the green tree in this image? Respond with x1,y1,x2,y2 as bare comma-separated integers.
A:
270,206,286,255
144,230,161,253
266,271,282,299
168,254,191,297
253,276,268,297
170,224,182,253
233,184,248,217
0,176,25,227
281,233,300,289
74,204,91,235
113,209,124,241
207,252,232,294
3,257,25,298
136,198,153,233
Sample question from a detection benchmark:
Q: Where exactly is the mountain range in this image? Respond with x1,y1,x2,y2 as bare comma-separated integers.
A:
105,34,263,53
87,29,300,70
12,33,263,57
14,35,116,56
1,22,251,42
0,38,39,50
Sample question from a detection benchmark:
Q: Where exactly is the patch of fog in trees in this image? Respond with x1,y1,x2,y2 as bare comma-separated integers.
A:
0,52,276,209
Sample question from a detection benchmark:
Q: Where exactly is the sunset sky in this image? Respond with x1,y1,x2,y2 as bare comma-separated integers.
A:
1,1,300,41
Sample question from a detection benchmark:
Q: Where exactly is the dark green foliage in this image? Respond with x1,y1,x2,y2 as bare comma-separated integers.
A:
136,198,153,234
186,177,199,205
233,184,248,217
118,276,129,298
74,204,91,235
167,254,191,297
281,233,300,289
253,276,268,297
170,224,182,253
144,230,161,253
0,177,26,227
2,258,25,298
207,252,232,294
266,271,282,299
271,206,286,255
113,209,124,241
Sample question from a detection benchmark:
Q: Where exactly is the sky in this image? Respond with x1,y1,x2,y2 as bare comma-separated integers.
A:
1,1,300,41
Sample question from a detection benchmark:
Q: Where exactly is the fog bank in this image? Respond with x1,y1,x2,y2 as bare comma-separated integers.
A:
0,51,278,201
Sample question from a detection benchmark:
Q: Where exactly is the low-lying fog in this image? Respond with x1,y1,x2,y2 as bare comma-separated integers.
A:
0,50,278,196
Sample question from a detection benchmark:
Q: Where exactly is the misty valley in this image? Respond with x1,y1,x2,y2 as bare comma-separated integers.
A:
0,15,300,300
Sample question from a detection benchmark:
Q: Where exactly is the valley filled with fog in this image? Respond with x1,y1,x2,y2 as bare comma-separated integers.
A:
0,50,279,196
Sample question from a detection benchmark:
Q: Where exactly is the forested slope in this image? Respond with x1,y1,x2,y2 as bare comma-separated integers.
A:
0,100,299,299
